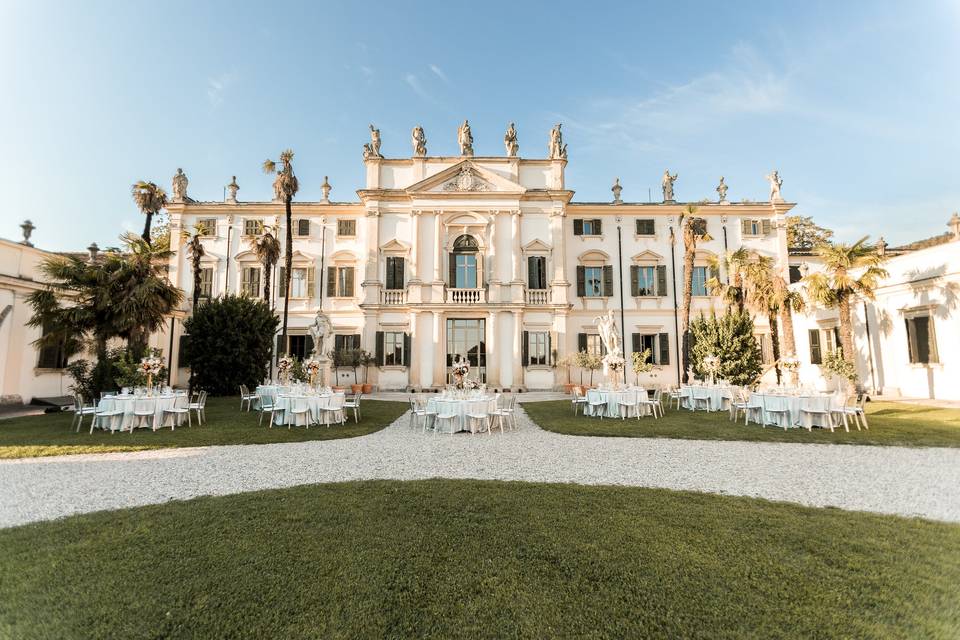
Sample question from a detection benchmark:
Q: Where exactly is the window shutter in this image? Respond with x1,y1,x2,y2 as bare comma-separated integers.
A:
658,333,670,365
326,267,336,297
449,255,457,287
741,219,751,235
762,219,772,235
602,265,614,297
577,333,587,353
304,335,314,358
576,266,586,297
344,267,355,297
656,265,667,297
635,219,642,235
631,333,641,354
630,265,639,297
307,268,316,298
573,219,583,236
394,258,405,289
808,329,822,364
527,256,537,289
276,334,284,361
595,219,603,235
403,333,411,367
375,331,384,366
352,335,361,350
833,327,841,355
522,331,529,366
277,267,286,298
548,332,554,366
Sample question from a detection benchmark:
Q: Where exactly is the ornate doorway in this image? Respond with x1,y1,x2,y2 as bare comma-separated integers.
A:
446,318,486,383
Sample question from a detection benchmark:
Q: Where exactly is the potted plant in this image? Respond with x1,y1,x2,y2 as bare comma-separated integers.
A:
359,350,375,394
631,348,654,386
349,348,363,394
584,352,603,389
328,349,348,391
820,349,857,394
556,353,578,394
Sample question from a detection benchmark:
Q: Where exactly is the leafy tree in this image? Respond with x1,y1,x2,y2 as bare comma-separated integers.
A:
249,226,282,306
705,247,751,312
689,310,763,387
131,181,168,245
743,256,784,383
677,206,712,381
183,295,279,395
786,215,833,250
183,223,206,310
804,238,887,378
262,150,300,350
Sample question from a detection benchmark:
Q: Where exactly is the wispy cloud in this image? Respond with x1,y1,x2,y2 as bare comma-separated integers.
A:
429,63,448,84
404,73,434,102
359,65,374,79
206,72,237,108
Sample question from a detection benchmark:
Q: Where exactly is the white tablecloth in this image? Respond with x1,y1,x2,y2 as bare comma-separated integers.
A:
750,393,842,428
273,394,340,425
426,397,497,433
585,389,648,418
97,394,184,431
680,385,732,412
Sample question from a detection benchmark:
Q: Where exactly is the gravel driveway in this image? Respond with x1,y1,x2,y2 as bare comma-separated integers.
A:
3,406,959,528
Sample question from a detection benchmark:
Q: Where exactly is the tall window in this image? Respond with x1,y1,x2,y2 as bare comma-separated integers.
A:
243,219,262,236
808,329,822,365
573,218,602,236
197,218,217,236
691,266,709,296
528,255,547,290
789,265,802,284
586,334,604,356
385,256,405,290
906,315,938,364
198,268,213,300
334,334,361,352
279,267,313,298
383,332,405,365
450,235,479,289
326,266,355,297
631,265,657,296
295,219,310,237
337,219,357,237
240,267,261,296
36,321,67,369
584,267,603,297
523,331,550,366
631,332,670,365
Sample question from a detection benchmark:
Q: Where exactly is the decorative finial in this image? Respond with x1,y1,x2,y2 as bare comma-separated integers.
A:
611,178,622,204
321,176,332,203
87,242,99,262
226,176,239,203
948,212,960,241
877,236,887,256
19,219,35,246
716,177,728,203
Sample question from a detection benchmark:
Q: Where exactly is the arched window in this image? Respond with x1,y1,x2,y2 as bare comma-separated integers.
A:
450,235,479,288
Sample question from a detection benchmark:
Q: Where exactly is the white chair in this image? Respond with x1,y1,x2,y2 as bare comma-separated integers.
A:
91,398,124,434
587,391,608,419
493,394,517,431
162,394,191,430
239,385,257,412
744,392,765,426
433,401,459,435
667,387,684,410
71,395,97,432
343,393,362,423
408,395,434,431
258,389,280,427
638,388,663,419
762,395,792,430
189,391,207,426
800,397,836,432
617,390,640,420
840,394,869,431
729,388,751,422
319,393,346,427
288,396,312,429
571,388,588,415
466,399,491,435
131,398,156,432
690,387,711,411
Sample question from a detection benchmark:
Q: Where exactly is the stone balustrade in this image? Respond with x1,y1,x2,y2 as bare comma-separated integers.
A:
525,289,551,305
446,288,486,304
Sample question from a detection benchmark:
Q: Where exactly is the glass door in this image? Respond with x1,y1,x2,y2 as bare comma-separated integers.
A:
446,318,486,382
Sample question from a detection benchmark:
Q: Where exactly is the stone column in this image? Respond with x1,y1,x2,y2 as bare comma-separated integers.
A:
432,311,445,388
511,210,521,282
433,211,443,282
485,311,499,388
511,310,523,390
362,208,380,306
409,210,420,282
408,310,419,390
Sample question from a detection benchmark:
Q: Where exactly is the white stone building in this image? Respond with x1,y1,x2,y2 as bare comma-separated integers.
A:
158,145,793,391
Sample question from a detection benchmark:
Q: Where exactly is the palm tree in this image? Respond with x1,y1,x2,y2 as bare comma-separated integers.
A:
804,237,888,373
262,150,299,350
183,223,207,310
705,247,751,312
677,205,712,381
743,256,783,384
250,226,282,307
131,181,167,245
777,281,805,385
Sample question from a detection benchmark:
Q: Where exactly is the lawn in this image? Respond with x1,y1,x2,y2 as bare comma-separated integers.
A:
0,396,408,459
0,480,957,639
523,399,960,447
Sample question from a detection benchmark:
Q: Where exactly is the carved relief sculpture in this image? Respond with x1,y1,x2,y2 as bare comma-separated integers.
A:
443,165,489,192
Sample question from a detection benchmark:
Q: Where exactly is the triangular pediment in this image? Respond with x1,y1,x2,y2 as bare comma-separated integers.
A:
631,250,663,263
379,238,411,254
523,238,552,253
406,161,526,195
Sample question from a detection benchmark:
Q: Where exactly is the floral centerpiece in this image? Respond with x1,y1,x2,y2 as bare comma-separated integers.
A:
139,355,164,389
304,359,322,385
779,355,800,371
601,353,626,385
702,354,721,385
277,355,294,384
451,358,470,390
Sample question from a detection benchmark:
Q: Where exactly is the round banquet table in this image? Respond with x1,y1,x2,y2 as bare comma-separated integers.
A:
272,393,340,425
679,385,732,412
96,394,185,431
425,396,497,433
584,388,648,418
750,393,841,428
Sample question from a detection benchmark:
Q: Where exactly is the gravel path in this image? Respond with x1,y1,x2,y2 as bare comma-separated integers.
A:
3,406,960,528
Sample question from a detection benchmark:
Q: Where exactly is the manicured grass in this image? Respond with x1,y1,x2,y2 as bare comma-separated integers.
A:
523,399,960,447
0,480,957,639
0,396,407,459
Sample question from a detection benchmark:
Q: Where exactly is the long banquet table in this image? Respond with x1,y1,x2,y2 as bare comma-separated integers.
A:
271,393,342,425
750,392,843,429
96,393,185,431
584,388,649,418
679,385,732,412
425,396,498,433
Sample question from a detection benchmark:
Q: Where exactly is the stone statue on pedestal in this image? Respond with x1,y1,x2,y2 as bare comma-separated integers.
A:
612,177,623,204
661,170,677,202
457,120,474,156
226,176,239,203
363,124,382,159
309,310,332,359
766,170,783,202
412,125,427,156
172,168,189,202
716,177,728,203
595,309,622,359
548,123,567,159
504,122,519,156
320,176,331,203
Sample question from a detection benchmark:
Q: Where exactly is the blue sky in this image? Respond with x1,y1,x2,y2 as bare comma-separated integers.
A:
2,0,959,249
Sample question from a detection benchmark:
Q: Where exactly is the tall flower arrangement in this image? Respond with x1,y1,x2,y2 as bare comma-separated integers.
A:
139,354,164,388
277,355,294,384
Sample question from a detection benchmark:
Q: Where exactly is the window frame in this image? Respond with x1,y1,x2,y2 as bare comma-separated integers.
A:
240,266,261,297
337,219,357,238
691,265,709,297
198,267,213,300
383,331,405,366
527,331,549,367
583,266,604,297
635,219,655,236
294,219,311,237
906,314,939,364
197,218,217,236
243,219,263,237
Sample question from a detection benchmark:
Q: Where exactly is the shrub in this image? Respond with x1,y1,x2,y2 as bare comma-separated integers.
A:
689,310,763,386
183,295,279,396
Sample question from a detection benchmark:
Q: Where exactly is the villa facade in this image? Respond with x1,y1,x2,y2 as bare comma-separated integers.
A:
157,149,793,391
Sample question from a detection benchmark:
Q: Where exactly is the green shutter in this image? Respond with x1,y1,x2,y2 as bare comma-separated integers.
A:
741,219,751,235
630,265,639,297
326,267,336,297
631,333,641,354
522,331,529,366
656,265,667,297
577,333,587,353
573,219,583,236
276,334,284,361
375,331,384,366
762,219,772,235
403,333,411,367
344,268,355,297
449,255,457,287
809,329,822,364
576,266,586,297
658,333,670,365
602,265,614,297
304,335,314,358
595,219,603,236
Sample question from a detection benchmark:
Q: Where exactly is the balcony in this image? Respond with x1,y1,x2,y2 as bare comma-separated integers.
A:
525,289,551,305
381,289,406,305
446,288,486,304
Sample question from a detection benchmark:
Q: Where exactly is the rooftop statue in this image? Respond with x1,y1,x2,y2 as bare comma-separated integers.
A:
457,119,474,156
172,168,188,202
661,169,677,202
226,176,239,203
766,170,783,202
412,125,427,156
504,122,519,157
362,124,382,159
548,123,567,159
716,177,728,203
